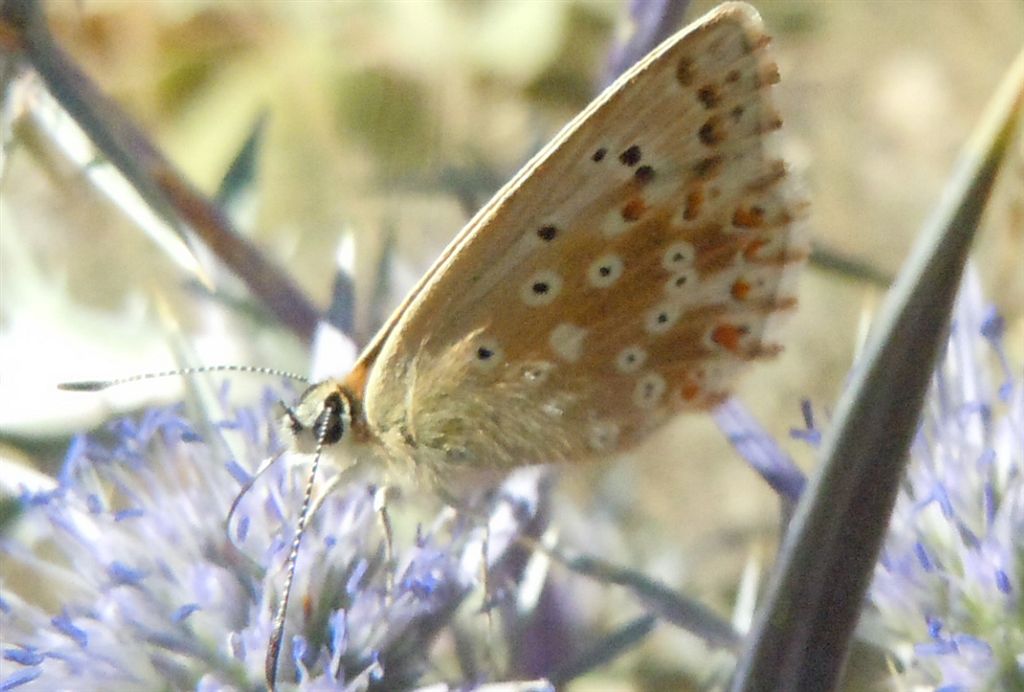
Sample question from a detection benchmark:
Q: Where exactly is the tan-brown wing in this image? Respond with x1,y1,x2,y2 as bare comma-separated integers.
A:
357,2,808,478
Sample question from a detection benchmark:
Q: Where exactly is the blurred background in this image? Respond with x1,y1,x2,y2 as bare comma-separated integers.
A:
2,1,1022,688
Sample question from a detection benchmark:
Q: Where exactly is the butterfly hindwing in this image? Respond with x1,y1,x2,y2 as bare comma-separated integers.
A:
352,2,808,478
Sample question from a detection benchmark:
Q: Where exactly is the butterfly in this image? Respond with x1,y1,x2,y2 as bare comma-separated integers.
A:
285,1,807,488
58,3,808,686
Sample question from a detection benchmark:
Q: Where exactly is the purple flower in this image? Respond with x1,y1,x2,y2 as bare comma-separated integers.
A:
867,269,1023,689
725,269,1022,688
0,384,546,690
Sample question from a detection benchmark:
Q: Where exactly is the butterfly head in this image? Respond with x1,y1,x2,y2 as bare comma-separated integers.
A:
282,381,356,456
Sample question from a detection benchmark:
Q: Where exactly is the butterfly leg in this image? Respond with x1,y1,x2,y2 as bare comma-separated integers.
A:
224,448,286,549
480,518,492,626
372,484,398,600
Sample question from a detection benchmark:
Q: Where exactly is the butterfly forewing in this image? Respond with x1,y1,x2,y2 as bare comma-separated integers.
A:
350,2,808,479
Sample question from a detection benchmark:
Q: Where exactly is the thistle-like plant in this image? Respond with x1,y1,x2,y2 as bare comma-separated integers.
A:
1,1,1021,690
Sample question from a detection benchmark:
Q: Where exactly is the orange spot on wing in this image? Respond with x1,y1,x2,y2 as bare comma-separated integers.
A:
683,186,705,220
757,114,784,134
697,84,721,109
621,197,647,221
676,58,695,87
680,379,702,401
756,62,781,87
773,296,799,312
731,279,752,301
732,205,765,228
750,34,773,53
694,155,724,180
743,238,769,261
755,342,785,359
699,116,726,146
711,324,746,352
746,160,787,192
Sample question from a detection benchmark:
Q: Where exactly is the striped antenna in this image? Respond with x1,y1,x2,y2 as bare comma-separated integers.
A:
58,365,309,392
265,391,345,688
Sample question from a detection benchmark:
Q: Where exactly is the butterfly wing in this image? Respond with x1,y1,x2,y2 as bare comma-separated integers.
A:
354,2,808,479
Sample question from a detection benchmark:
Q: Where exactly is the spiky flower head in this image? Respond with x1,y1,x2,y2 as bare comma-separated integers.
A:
1,385,545,690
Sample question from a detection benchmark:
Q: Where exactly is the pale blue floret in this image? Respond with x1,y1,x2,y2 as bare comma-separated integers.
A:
718,270,1021,689
0,385,536,689
818,273,1019,688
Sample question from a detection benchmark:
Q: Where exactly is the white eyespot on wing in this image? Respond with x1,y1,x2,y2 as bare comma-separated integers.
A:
521,270,564,307
587,254,624,288
615,345,647,374
542,400,565,418
588,420,620,452
518,360,556,385
633,372,667,409
644,302,681,335
471,337,504,371
549,323,586,363
662,241,696,271
664,268,699,298
742,234,783,263
357,4,807,472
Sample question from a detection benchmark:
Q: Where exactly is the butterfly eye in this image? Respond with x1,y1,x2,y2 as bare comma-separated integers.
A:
282,384,352,452
313,392,347,445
